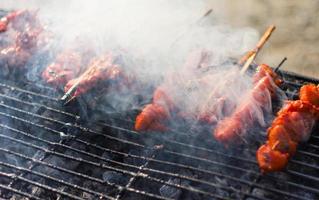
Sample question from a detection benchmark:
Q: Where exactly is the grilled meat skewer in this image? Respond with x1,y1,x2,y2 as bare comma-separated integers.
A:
0,10,39,33
42,51,86,87
213,64,283,145
135,88,175,132
257,84,319,172
62,53,130,101
0,27,42,69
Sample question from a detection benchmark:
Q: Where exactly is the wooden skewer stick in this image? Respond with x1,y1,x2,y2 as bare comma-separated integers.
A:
275,57,287,72
239,25,276,74
60,77,82,101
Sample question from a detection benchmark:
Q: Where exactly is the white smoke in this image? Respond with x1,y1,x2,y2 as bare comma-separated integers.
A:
1,0,264,120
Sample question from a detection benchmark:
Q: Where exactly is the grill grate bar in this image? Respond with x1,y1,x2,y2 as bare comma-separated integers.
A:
76,139,315,198
0,134,228,200
0,148,171,200
0,172,85,200
158,135,319,173
0,183,42,200
287,170,319,182
0,111,62,135
0,162,115,200
0,104,145,147
0,83,59,102
0,79,318,199
0,129,248,200
114,148,158,200
1,91,318,166
0,123,317,200
0,103,318,199
0,93,79,119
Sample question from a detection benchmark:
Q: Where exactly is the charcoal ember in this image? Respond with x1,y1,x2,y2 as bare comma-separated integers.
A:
251,187,272,199
30,186,45,197
159,178,182,199
10,195,29,200
32,150,46,160
102,151,115,160
102,170,128,185
0,61,10,77
159,178,190,199
180,191,202,200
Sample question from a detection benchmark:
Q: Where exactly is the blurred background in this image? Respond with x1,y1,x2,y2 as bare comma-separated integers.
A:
207,0,319,78
2,0,319,78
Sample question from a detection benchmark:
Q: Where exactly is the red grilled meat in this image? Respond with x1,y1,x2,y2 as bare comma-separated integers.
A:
42,51,83,87
135,87,175,132
213,64,282,145
0,10,39,33
135,103,170,132
64,53,130,98
257,84,319,172
0,27,41,69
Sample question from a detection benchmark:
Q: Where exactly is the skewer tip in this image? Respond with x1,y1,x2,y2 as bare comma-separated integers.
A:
274,57,287,72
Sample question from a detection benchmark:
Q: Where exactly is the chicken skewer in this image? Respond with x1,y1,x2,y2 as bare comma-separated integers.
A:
196,25,277,124
213,64,283,145
134,50,212,132
257,84,319,172
135,87,175,132
135,25,275,134
0,10,39,33
0,27,42,70
61,53,131,103
42,51,84,87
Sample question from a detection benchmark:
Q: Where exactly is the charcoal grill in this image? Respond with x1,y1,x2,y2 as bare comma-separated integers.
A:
0,69,318,200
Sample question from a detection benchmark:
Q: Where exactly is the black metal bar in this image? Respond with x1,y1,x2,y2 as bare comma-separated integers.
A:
0,77,318,200
0,124,317,200
0,100,318,198
0,134,227,200
0,148,170,200
0,133,233,200
0,93,79,119
0,162,115,200
0,183,42,200
274,57,287,72
0,82,59,102
0,172,85,200
114,147,159,200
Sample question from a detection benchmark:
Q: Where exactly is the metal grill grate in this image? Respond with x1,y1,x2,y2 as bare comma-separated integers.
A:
0,71,318,200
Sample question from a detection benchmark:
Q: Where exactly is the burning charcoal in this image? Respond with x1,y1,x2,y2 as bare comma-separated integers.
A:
102,151,115,160
30,186,45,197
9,195,29,200
251,187,272,199
32,150,46,160
102,170,128,185
159,178,182,199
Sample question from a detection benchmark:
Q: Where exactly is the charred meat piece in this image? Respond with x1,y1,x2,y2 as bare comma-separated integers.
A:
0,10,39,33
135,103,170,132
299,84,319,106
257,98,319,173
42,51,83,87
197,97,235,124
64,53,130,98
213,64,282,145
198,64,279,125
0,28,41,69
135,87,175,132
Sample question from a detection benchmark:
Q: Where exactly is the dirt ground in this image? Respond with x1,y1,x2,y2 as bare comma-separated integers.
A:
207,0,319,78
